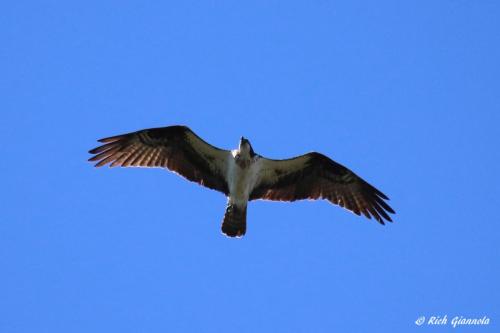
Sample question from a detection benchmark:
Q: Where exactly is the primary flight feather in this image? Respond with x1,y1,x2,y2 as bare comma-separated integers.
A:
89,125,395,237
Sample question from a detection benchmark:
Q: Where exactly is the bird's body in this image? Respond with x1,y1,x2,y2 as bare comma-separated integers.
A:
89,125,395,237
222,140,262,236
228,140,259,205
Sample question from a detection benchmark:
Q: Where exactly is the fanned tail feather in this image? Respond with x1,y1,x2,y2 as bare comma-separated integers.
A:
221,204,247,238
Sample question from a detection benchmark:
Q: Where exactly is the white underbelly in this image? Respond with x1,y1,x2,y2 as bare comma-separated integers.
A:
226,158,260,205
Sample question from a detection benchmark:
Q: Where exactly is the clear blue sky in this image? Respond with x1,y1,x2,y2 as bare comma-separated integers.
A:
2,1,499,332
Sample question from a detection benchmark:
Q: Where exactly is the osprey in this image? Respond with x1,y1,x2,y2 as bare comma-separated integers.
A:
89,125,395,237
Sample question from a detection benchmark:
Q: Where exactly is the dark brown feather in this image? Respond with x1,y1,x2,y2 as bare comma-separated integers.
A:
251,152,395,224
88,125,230,195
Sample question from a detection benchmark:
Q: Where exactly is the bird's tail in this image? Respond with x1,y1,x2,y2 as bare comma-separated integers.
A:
221,204,247,238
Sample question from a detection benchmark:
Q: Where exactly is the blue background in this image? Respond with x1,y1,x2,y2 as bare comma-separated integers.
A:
2,1,499,332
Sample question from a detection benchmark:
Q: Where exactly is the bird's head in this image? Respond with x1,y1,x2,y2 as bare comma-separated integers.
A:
239,136,255,157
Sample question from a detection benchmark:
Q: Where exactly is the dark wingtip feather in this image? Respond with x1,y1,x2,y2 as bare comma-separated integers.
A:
362,182,395,224
98,135,125,143
371,200,393,222
378,208,393,223
374,196,396,214
373,187,389,200
94,160,109,168
94,161,106,167
88,142,120,154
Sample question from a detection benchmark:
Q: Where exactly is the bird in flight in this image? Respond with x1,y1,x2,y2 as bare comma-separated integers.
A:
89,125,395,237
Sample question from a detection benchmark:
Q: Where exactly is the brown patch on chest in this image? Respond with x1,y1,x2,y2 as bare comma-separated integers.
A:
235,159,250,168
235,155,251,168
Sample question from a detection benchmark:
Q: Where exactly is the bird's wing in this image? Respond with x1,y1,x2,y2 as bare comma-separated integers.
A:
251,152,395,224
89,125,231,195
